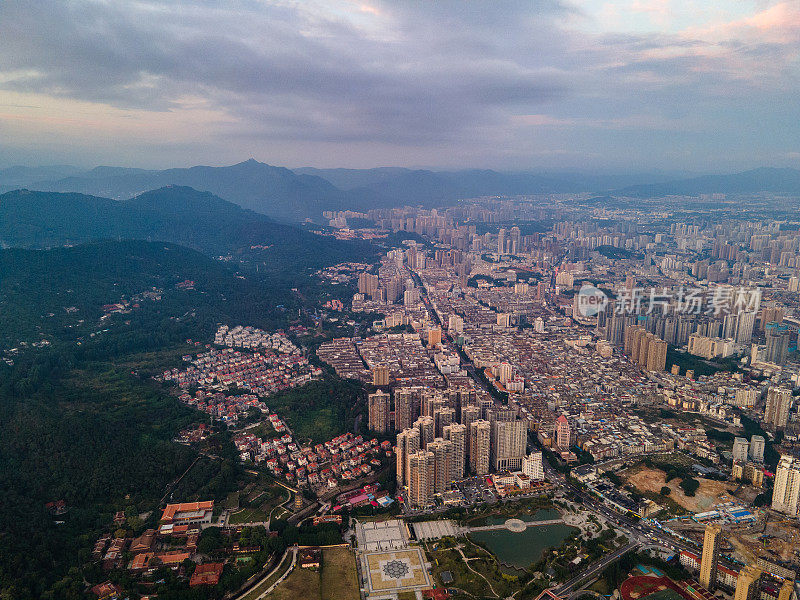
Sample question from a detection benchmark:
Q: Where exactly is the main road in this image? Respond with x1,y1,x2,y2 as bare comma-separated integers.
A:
554,541,641,595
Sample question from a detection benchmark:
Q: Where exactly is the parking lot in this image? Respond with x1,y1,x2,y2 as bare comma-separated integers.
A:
456,476,497,506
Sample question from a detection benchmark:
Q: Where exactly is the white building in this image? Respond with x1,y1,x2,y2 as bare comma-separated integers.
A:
522,452,544,481
772,455,800,516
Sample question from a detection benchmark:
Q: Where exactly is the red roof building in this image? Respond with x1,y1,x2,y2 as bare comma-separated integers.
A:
190,562,224,586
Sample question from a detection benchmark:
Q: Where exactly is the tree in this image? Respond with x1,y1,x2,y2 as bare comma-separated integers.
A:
679,478,699,496
660,486,671,496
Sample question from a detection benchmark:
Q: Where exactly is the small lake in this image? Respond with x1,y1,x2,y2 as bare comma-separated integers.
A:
468,508,577,569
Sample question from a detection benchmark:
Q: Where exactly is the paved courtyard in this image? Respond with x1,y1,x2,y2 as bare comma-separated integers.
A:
363,548,431,594
355,519,410,552
412,519,462,541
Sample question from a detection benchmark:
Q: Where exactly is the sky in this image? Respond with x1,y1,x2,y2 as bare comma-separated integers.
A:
0,0,798,172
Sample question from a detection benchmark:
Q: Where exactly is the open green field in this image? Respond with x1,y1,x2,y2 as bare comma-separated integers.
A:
265,565,320,600
321,547,360,600
230,507,268,524
226,491,241,509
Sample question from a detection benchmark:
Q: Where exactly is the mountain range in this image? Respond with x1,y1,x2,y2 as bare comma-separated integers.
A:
615,167,800,198
2,161,800,223
0,186,375,271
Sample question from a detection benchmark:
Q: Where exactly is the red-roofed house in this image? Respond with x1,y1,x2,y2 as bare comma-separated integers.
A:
190,562,224,586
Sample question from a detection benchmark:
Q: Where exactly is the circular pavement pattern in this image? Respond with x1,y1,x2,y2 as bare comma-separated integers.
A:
383,559,411,579
505,518,527,533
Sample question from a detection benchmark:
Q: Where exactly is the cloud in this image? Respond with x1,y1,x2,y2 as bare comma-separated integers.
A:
0,0,797,170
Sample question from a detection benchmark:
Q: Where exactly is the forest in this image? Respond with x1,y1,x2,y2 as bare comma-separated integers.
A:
0,235,375,599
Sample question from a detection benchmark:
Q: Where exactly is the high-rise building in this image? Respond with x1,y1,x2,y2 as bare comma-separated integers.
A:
736,311,757,344
469,420,491,475
404,288,421,306
556,415,571,450
428,326,442,347
535,316,547,334
358,272,379,297
765,322,790,365
368,390,391,433
386,276,402,304
448,314,464,334
749,435,766,462
434,406,454,438
761,307,786,331
509,226,521,255
733,566,762,600
522,451,544,481
777,579,794,600
765,387,792,429
444,423,467,480
497,228,507,254
396,427,420,488
423,394,446,418
732,437,750,463
700,524,721,590
372,364,389,387
491,419,527,471
408,450,434,509
773,455,800,516
427,437,453,493
415,416,435,449
495,361,513,383
646,338,668,372
734,388,758,408
394,387,421,431
745,462,764,488
460,405,480,430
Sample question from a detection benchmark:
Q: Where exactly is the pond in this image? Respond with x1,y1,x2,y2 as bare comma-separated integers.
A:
468,508,577,569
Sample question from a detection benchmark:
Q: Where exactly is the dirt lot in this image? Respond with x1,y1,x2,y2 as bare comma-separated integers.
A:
624,466,736,513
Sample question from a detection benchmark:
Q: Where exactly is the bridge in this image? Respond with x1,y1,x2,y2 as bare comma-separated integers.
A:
464,518,565,534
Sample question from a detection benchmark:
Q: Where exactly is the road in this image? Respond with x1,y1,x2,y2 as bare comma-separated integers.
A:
553,459,693,531
537,453,698,598
231,546,295,600
413,270,497,398
245,546,298,600
553,541,641,595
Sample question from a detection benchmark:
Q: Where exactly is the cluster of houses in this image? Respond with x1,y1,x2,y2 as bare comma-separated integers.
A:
158,346,320,397
100,288,164,321
233,431,393,492
315,261,373,285
178,390,266,425
213,325,300,354
175,423,211,444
